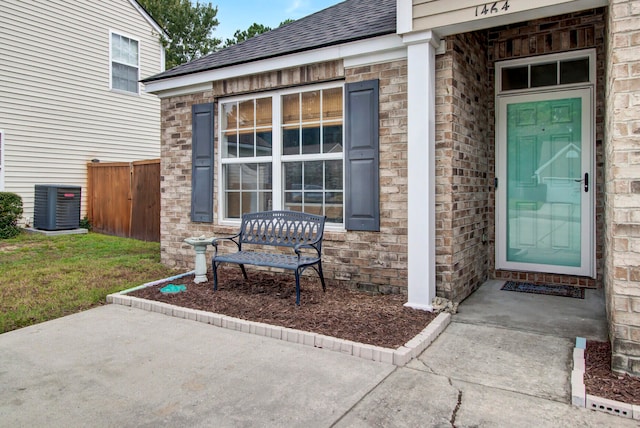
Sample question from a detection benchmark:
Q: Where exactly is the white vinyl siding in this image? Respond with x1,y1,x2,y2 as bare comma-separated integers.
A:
0,0,163,223
0,130,4,191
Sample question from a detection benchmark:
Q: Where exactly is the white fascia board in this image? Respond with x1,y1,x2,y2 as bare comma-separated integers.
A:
145,34,405,96
128,0,170,40
153,82,213,98
343,47,407,68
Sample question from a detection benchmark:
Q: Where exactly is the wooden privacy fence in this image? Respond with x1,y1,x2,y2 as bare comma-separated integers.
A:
87,159,160,242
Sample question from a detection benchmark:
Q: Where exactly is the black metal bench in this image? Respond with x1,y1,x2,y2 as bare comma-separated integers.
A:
211,211,326,305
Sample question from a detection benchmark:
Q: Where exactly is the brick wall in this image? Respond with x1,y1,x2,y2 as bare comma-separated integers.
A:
605,0,640,376
487,8,607,288
159,60,410,293
435,32,492,302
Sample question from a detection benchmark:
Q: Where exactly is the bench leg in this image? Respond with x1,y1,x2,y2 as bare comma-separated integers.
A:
212,260,219,291
239,264,248,280
317,261,326,292
295,269,301,306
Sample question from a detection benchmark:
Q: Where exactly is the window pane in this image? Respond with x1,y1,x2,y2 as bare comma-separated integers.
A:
128,39,138,65
284,162,302,190
225,164,241,190
256,130,272,156
238,132,254,157
304,161,323,187
226,193,240,218
112,62,137,92
223,132,237,158
284,162,303,209
323,124,342,153
282,94,299,125
238,100,254,128
302,126,320,154
224,163,272,218
531,62,557,88
323,87,342,120
256,97,272,127
325,160,343,190
222,103,237,131
282,126,299,155
560,58,590,84
305,192,323,204
241,164,258,190
261,192,273,211
112,34,138,66
301,91,320,122
325,191,343,223
258,164,272,190
502,66,528,91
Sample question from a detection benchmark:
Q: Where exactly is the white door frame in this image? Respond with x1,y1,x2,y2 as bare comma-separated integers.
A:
496,88,595,277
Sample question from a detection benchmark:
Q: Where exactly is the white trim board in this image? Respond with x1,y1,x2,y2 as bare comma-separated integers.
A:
145,34,407,97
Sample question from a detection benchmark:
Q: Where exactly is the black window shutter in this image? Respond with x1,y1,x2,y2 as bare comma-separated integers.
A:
191,102,214,222
345,79,380,231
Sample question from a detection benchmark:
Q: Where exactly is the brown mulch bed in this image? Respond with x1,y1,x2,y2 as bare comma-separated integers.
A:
585,340,640,406
128,268,436,349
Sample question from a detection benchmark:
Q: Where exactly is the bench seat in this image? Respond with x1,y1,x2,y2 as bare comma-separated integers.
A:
213,251,321,271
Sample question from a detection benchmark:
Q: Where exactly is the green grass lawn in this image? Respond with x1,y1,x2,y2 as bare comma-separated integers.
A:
0,232,181,334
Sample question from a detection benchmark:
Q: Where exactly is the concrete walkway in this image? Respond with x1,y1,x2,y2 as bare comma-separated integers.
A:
0,281,633,427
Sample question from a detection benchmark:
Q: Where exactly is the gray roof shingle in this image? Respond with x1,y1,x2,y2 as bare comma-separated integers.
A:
142,0,396,83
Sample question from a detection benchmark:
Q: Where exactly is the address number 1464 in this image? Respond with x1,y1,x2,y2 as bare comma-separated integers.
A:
475,0,510,17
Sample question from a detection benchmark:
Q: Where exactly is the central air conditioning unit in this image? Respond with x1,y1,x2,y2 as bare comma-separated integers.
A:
34,185,81,231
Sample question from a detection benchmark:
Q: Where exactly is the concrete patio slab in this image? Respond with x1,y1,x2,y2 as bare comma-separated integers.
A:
412,322,573,402
452,379,640,428
0,305,394,427
334,368,458,427
455,279,608,341
334,365,639,428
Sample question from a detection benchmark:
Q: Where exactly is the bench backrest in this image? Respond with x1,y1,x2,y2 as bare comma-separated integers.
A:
239,211,326,251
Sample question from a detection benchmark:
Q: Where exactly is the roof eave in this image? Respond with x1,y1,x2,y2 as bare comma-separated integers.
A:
142,30,396,84
143,33,406,96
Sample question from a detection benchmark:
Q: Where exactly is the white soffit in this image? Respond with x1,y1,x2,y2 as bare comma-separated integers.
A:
412,0,609,37
145,34,407,97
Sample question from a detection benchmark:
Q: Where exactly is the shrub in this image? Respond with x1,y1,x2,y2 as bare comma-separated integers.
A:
0,192,23,239
79,216,92,231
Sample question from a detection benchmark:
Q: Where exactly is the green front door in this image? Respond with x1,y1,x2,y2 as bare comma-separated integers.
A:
497,89,594,276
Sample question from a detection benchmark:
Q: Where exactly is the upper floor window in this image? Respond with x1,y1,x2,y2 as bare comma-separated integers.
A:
110,32,139,94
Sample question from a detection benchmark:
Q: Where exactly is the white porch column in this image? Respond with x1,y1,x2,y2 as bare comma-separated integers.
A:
403,31,440,311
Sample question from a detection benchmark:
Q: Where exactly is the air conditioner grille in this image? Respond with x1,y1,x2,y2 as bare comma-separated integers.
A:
34,185,81,231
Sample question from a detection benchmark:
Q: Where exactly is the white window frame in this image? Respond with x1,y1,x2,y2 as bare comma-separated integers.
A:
496,49,596,96
0,130,4,191
218,82,345,228
109,30,141,95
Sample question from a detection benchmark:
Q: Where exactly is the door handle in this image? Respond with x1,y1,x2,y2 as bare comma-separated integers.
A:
574,173,589,192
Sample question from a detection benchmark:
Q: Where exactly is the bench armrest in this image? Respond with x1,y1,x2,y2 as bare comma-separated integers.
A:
211,233,241,256
294,236,323,258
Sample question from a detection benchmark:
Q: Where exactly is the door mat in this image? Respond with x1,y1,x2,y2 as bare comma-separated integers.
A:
501,281,585,299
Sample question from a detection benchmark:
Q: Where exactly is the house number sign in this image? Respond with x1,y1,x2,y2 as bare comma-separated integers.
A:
475,0,510,17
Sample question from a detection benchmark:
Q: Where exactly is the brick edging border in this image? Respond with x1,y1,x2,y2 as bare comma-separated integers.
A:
107,273,451,367
571,337,640,419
